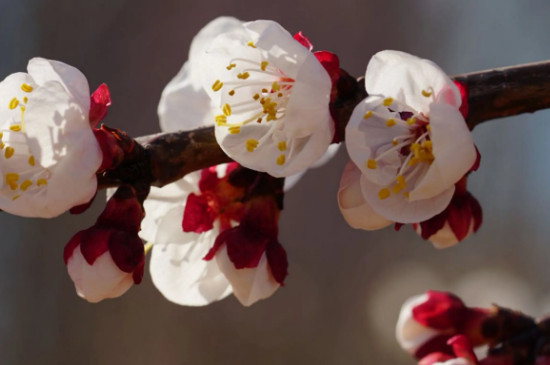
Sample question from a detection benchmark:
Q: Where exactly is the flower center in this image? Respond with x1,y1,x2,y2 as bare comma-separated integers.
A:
211,42,295,166
363,97,435,200
2,83,50,201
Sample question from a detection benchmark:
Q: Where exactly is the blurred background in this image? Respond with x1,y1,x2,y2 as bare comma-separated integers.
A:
1,0,550,364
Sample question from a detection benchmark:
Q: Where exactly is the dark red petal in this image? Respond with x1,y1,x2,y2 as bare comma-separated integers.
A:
89,83,111,127
203,229,226,261
63,230,85,264
70,192,97,215
265,240,288,285
108,231,145,273
293,31,313,51
182,193,216,233
453,80,469,119
447,195,474,241
470,194,483,232
394,222,404,231
470,146,481,172
132,257,145,284
93,127,125,171
419,209,449,240
80,228,110,265
413,291,466,330
225,228,267,269
97,185,144,233
314,51,340,84
198,166,219,193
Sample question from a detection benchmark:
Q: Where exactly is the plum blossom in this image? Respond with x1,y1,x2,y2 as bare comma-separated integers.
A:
200,19,334,177
0,58,102,217
64,185,145,302
344,50,477,224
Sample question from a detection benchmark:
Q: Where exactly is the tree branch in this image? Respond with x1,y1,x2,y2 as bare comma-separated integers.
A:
97,60,550,190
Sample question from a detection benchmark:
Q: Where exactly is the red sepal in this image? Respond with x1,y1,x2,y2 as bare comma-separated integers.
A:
108,231,145,278
182,193,217,233
79,228,110,265
453,80,469,119
314,51,340,84
198,166,219,193
470,146,481,172
413,291,467,330
293,31,313,51
89,83,111,127
265,240,288,285
93,126,125,171
97,185,144,233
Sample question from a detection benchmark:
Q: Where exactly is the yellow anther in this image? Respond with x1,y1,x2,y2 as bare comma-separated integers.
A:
403,192,410,199
211,80,223,92
395,174,406,186
256,118,262,123
378,188,390,200
409,143,420,153
276,154,285,165
392,175,406,194
421,89,433,97
271,81,281,91
385,118,396,127
4,146,14,158
228,90,235,96
226,63,236,70
277,92,283,98
237,72,250,79
247,41,256,48
421,140,433,150
245,139,259,152
12,195,20,201
0,142,4,150
260,61,268,71
366,159,377,169
214,115,227,125
9,98,19,110
261,88,268,93
222,103,232,116
0,132,3,139
392,139,398,146
426,124,431,132
228,126,241,134
253,94,260,100
9,125,21,132
5,173,19,190
277,141,287,151
37,179,48,186
20,180,32,191
383,97,393,106
408,157,419,166
28,155,35,166
406,117,416,126
23,97,28,104
20,83,33,93
363,111,373,119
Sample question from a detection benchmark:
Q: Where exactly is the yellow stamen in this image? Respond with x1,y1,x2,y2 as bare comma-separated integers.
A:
5,173,19,190
363,111,373,119
261,88,268,93
277,141,287,151
222,103,231,116
403,192,410,199
277,92,283,98
144,242,154,255
28,155,35,166
9,98,19,110
378,188,390,200
421,89,433,97
383,97,393,106
211,80,223,92
247,41,256,48
260,61,268,71
385,118,396,127
392,174,406,194
21,83,33,93
228,90,235,96
276,154,285,165
426,124,431,132
226,63,236,70
20,180,32,191
23,97,28,104
4,147,14,158
392,140,398,146
9,125,21,132
214,115,227,125
245,139,259,152
366,159,377,169
253,94,260,100
406,117,416,126
12,195,20,201
228,126,240,134
271,81,281,91
237,72,250,79
37,179,48,186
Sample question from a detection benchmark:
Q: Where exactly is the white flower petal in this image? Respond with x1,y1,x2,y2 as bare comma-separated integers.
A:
409,104,476,201
149,207,232,306
396,294,438,354
361,174,454,223
338,161,392,230
215,245,279,307
67,249,133,303
365,50,460,114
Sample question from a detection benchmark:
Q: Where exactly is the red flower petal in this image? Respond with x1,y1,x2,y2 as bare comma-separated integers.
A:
453,80,469,119
79,228,110,265
89,83,111,127
224,228,267,269
265,240,288,285
412,291,466,330
314,51,340,84
199,166,219,193
182,193,216,233
108,231,144,274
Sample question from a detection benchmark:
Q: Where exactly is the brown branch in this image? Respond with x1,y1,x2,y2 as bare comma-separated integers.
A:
97,60,550,190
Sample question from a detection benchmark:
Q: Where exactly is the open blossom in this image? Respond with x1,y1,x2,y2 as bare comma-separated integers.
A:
200,19,334,177
0,58,102,217
343,50,476,224
64,185,145,302
143,163,287,307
